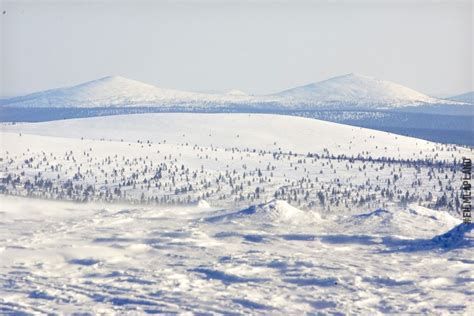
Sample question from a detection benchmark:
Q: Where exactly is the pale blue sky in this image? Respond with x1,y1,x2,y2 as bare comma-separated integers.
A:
1,0,472,98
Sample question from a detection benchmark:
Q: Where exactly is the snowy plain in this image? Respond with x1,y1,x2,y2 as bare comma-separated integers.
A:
0,113,473,314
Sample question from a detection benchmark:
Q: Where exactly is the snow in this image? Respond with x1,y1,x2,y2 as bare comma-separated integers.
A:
0,113,472,314
2,75,259,109
432,223,474,249
274,73,442,108
207,199,322,225
197,199,211,209
224,89,248,96
1,113,468,162
0,195,472,314
2,74,464,110
341,205,462,237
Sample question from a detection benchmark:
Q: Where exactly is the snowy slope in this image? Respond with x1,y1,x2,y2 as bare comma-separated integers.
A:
274,73,447,108
2,76,260,108
447,91,474,104
2,113,469,161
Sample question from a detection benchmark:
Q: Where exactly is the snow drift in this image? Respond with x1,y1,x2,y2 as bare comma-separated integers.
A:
343,205,461,238
207,199,321,224
431,223,474,249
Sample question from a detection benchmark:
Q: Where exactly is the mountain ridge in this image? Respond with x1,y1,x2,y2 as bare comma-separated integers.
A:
2,74,467,110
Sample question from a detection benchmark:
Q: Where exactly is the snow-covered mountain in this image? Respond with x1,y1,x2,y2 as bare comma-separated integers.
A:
447,91,474,104
1,74,465,110
274,73,447,109
2,76,261,109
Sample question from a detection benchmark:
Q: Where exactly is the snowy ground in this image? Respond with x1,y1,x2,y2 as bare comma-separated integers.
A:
0,196,472,314
0,113,473,314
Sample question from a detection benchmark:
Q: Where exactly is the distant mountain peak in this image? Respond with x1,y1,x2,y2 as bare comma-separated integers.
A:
225,89,247,96
2,75,256,108
275,73,440,108
338,73,372,79
74,75,158,90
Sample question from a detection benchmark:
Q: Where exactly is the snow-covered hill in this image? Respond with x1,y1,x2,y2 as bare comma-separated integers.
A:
1,74,465,110
2,113,468,161
274,73,449,109
2,76,261,109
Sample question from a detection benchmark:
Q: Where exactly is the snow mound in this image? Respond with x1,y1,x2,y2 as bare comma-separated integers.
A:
343,205,461,237
208,200,321,224
197,200,211,209
431,223,474,249
275,73,441,108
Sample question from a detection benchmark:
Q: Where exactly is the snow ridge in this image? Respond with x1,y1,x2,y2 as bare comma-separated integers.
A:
207,199,321,224
432,223,474,249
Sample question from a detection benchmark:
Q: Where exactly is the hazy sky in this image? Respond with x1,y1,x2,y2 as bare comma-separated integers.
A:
1,0,472,97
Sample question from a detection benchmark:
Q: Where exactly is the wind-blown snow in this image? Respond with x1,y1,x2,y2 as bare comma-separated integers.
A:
0,196,472,314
